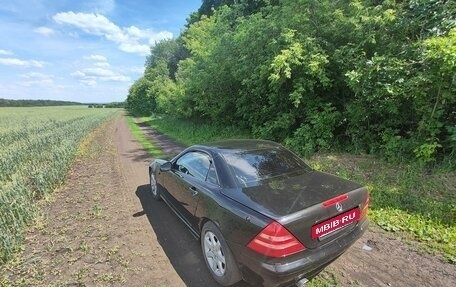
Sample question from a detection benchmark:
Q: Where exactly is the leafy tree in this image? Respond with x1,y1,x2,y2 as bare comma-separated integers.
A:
145,38,188,80
132,0,456,165
126,77,155,116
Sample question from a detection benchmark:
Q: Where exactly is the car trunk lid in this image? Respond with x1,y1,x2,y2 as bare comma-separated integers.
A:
221,170,368,249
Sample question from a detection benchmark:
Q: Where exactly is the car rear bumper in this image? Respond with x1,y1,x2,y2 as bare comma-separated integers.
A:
230,218,369,287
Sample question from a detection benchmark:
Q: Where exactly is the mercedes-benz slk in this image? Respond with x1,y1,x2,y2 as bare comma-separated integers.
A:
149,139,369,287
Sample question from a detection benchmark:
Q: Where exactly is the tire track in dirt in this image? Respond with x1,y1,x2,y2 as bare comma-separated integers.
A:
0,114,185,286
114,114,187,286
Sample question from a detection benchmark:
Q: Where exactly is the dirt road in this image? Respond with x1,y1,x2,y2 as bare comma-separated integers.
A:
2,113,455,286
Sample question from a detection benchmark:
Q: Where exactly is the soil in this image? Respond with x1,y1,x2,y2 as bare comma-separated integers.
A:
1,113,455,287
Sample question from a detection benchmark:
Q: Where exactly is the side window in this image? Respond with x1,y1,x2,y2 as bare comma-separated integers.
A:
175,153,193,175
206,164,218,185
175,151,211,181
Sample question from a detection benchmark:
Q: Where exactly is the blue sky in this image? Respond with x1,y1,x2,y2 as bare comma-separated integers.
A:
0,0,201,103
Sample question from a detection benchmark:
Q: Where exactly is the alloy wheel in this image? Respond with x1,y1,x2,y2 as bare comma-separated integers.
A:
203,230,226,277
150,172,158,196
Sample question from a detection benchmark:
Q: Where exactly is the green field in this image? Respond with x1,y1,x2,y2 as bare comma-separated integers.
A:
0,106,118,263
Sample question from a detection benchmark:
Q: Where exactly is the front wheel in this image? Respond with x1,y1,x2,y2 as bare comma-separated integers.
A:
149,170,161,201
201,221,242,286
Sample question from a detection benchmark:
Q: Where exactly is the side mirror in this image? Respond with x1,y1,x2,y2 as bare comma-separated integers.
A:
160,161,172,172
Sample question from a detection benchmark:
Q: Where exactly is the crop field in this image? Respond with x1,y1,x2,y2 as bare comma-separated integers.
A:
0,106,117,263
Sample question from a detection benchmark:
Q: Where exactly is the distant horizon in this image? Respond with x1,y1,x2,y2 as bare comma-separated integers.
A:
0,97,125,105
1,97,125,102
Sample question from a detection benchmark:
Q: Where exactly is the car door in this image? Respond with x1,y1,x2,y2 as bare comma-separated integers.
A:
166,151,212,230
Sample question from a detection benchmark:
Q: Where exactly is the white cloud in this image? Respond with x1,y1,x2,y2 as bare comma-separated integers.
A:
83,67,130,82
125,26,148,38
71,71,86,77
0,57,46,68
148,31,174,45
71,67,130,84
53,12,173,56
118,42,150,55
84,67,115,77
20,72,54,79
80,79,97,86
94,62,110,67
71,71,97,86
33,26,54,37
84,54,108,62
19,72,54,87
53,12,119,36
0,49,13,55
100,75,130,82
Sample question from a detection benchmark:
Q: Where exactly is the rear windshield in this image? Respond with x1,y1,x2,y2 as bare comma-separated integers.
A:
222,147,311,187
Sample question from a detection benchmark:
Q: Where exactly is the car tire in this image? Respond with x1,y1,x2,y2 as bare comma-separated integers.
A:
149,170,161,201
201,221,242,286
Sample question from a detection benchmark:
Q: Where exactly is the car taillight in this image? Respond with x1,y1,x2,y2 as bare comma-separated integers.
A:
247,221,305,258
360,193,369,218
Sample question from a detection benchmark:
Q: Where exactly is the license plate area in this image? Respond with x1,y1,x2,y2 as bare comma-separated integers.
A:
311,208,360,239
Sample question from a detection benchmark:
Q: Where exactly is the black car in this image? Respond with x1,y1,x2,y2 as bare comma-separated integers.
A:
149,139,369,287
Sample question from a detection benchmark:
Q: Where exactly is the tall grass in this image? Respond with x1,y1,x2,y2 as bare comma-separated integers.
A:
141,115,251,146
0,106,117,263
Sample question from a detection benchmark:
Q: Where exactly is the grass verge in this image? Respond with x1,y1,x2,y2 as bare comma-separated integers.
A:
125,116,164,158
140,115,251,146
139,115,455,263
311,154,455,262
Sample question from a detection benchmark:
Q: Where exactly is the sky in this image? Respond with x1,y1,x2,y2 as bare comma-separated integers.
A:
0,0,201,103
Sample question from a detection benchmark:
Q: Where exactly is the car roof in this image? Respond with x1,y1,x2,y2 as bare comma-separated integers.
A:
194,139,283,153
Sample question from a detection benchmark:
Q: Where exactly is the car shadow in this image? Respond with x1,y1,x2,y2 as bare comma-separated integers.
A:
121,148,151,163
134,184,250,287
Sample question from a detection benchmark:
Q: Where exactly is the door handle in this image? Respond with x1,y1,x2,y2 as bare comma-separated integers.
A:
189,186,198,196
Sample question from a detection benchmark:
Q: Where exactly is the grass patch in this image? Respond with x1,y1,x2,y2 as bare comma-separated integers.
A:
307,271,340,287
140,115,456,262
125,116,164,158
140,115,251,146
311,154,456,262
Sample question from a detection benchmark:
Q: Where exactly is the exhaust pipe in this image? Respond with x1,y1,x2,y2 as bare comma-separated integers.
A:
296,278,308,287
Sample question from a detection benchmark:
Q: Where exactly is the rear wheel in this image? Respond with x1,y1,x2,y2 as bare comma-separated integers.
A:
201,221,242,286
149,170,161,201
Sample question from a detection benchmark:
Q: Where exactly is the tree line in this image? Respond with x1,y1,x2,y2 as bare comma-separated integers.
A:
88,102,125,108
0,98,81,107
127,0,455,165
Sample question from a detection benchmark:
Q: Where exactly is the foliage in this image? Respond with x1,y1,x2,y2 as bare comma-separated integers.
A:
140,115,251,146
129,0,455,165
125,77,155,116
88,102,124,108
0,107,116,263
105,102,125,108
